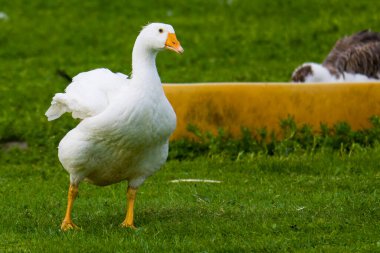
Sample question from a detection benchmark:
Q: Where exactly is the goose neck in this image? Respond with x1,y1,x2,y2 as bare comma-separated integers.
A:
131,42,159,80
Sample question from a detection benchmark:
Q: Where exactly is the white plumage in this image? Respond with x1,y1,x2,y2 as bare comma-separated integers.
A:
46,23,184,230
291,62,379,83
46,68,128,120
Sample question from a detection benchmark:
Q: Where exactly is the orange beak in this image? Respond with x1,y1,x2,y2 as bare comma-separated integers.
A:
165,33,184,54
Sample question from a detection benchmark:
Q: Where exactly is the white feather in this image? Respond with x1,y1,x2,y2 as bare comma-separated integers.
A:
293,63,380,83
45,68,129,120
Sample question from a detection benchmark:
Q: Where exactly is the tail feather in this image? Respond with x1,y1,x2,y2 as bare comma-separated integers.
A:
46,68,129,121
45,93,68,121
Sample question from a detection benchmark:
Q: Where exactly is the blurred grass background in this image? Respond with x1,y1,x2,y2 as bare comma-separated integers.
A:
1,0,380,152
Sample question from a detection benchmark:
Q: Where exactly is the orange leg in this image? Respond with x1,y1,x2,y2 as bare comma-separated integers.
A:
121,187,138,229
61,184,80,231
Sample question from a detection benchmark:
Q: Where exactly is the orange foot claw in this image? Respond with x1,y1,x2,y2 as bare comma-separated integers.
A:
120,222,137,230
61,220,80,231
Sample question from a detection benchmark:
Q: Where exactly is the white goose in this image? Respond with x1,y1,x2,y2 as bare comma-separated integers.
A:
46,23,183,231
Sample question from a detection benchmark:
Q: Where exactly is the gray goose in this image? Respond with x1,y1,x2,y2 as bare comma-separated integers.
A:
292,30,380,82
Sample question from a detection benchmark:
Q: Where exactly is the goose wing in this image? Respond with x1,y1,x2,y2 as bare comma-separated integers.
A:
46,68,130,121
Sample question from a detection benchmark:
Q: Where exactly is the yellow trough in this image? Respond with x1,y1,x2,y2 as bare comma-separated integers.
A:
163,83,380,140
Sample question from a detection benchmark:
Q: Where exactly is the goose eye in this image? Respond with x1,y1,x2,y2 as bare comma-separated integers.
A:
159,28,163,33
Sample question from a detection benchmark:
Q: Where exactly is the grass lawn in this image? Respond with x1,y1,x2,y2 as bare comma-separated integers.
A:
1,148,380,252
1,0,380,252
2,0,380,141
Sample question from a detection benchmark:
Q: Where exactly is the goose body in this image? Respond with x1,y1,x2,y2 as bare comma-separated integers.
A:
292,30,380,82
291,62,379,83
58,71,175,187
46,23,183,230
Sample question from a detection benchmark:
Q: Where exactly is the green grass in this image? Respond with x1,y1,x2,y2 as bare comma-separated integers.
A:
1,0,380,252
1,149,380,252
170,116,380,160
2,0,380,147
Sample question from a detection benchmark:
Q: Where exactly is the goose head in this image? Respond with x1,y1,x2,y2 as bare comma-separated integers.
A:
135,23,184,54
